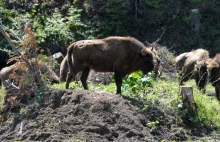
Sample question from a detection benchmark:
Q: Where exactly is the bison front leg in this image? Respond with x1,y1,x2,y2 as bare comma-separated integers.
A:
80,67,90,90
115,72,125,95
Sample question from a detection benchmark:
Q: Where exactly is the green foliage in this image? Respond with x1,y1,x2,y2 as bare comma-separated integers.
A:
98,0,131,37
1,0,220,54
32,6,92,51
0,2,17,25
0,2,95,54
122,71,154,98
0,89,5,110
0,2,19,50
185,82,220,127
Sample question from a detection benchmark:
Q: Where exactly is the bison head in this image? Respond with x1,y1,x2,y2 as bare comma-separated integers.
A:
207,60,220,85
194,60,209,81
139,48,155,74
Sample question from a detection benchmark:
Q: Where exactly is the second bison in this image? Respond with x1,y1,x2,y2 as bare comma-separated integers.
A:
66,36,157,94
0,59,60,89
207,54,220,100
175,49,209,92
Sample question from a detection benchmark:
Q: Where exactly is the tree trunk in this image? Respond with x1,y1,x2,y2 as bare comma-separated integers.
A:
180,86,197,114
0,25,21,55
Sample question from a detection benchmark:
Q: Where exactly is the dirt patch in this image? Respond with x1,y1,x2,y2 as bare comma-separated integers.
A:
88,70,113,85
0,89,219,141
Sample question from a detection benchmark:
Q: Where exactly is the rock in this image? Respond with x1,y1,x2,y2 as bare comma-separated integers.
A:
52,52,64,64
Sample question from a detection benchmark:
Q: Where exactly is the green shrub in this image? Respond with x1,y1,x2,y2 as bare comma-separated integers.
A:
122,71,155,98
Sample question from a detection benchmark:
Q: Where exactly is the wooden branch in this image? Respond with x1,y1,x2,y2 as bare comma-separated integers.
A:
154,29,166,44
144,40,150,45
180,86,197,114
0,24,21,56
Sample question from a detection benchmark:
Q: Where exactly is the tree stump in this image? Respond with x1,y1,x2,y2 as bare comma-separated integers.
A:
180,86,197,114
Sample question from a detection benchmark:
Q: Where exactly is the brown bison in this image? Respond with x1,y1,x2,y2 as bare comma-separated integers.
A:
0,59,59,88
175,49,209,92
65,36,157,94
207,54,220,100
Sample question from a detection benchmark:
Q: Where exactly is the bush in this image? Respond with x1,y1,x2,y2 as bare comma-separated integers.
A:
122,71,155,98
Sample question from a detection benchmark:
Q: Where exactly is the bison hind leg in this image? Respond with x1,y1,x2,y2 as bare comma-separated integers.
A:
115,72,125,95
80,67,90,90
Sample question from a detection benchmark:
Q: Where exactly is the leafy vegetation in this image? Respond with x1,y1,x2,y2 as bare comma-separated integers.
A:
0,23,60,121
0,0,220,139
0,89,5,110
0,1,95,54
1,0,220,55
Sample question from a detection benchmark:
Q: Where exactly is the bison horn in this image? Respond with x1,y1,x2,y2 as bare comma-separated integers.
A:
141,49,147,56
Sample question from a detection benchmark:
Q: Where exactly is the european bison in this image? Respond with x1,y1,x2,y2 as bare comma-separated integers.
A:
175,52,188,71
65,36,157,94
0,59,59,88
175,49,209,92
207,54,220,100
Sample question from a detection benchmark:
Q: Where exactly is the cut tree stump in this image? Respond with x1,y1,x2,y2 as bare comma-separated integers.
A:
180,86,197,114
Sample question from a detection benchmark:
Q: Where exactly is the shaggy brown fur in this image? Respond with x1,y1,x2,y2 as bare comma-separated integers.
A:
0,59,59,88
59,56,81,83
66,36,156,94
175,49,209,91
207,54,220,100
175,52,188,71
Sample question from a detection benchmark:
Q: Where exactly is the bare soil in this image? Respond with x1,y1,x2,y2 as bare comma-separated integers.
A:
0,89,219,142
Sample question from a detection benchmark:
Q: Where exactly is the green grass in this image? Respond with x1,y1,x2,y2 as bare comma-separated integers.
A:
0,88,5,110
150,80,220,127
51,81,116,94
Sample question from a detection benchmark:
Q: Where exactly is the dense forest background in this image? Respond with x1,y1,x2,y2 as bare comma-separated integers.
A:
0,0,220,57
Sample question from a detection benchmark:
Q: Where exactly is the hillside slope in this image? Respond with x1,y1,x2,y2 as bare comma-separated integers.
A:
0,89,219,141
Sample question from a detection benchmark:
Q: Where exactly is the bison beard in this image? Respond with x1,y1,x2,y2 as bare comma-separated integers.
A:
65,36,155,94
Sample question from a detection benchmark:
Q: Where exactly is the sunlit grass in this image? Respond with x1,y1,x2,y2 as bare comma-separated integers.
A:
148,80,220,127
0,88,5,110
51,81,116,94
